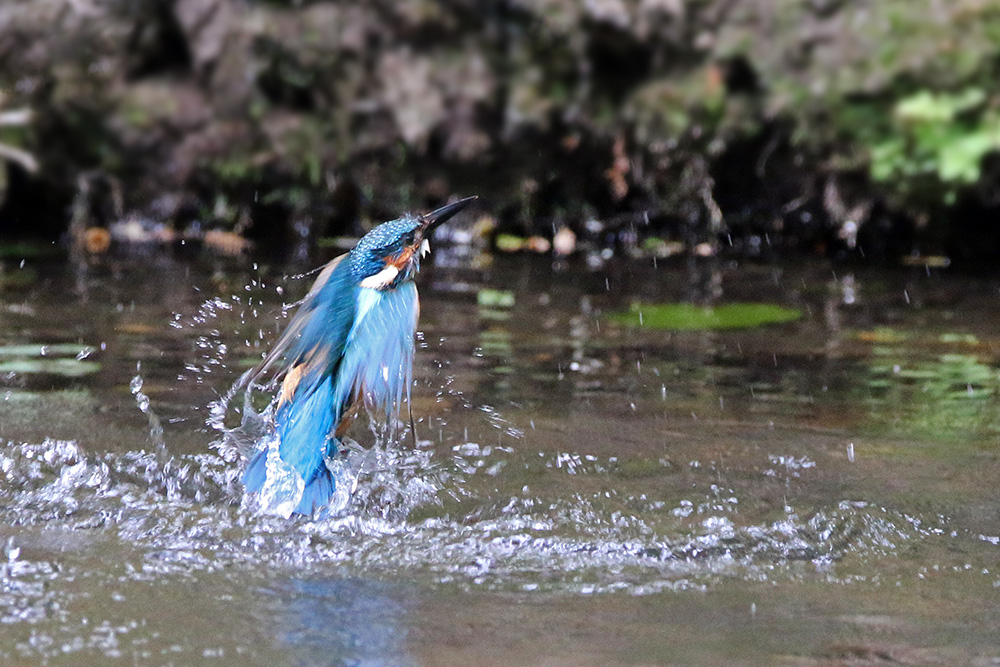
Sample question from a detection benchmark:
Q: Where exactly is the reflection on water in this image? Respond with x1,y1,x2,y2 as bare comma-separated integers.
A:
260,577,413,665
2,252,1000,663
863,334,1000,440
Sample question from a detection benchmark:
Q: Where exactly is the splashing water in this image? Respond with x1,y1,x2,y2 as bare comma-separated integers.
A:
10,257,1000,663
0,425,957,599
0,282,954,597
206,361,439,520
130,363,167,459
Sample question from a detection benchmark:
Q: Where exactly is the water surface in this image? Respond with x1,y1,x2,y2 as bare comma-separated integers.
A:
2,250,1000,665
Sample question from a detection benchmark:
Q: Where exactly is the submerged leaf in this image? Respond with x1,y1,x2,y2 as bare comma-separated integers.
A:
0,359,100,377
608,302,801,331
477,289,516,308
0,344,95,357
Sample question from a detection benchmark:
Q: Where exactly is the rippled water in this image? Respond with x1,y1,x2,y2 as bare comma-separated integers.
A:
3,251,1000,664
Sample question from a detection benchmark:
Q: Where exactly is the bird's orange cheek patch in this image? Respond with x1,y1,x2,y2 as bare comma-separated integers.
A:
390,245,416,269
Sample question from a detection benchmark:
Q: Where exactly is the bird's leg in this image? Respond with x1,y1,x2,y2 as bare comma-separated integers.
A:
408,403,417,447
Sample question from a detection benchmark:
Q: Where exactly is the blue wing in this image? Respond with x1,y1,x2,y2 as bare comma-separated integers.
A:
249,255,357,391
244,255,358,513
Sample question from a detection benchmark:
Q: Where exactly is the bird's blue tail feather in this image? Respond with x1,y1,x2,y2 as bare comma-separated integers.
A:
243,373,340,515
294,466,336,515
242,448,267,494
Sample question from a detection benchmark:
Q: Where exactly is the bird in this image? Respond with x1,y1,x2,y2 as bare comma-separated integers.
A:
241,196,477,515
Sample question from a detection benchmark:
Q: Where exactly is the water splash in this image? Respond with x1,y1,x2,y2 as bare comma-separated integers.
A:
0,433,957,597
206,356,454,522
130,363,167,459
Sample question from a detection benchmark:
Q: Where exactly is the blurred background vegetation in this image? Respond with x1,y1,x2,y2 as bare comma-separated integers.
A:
1,0,1000,264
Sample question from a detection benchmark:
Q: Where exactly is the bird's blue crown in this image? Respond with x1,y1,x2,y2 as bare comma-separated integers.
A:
349,216,422,279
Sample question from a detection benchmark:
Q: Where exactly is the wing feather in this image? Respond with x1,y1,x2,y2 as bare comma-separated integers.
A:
242,254,357,393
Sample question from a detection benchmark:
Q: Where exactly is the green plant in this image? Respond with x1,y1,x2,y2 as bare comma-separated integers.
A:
869,88,1000,199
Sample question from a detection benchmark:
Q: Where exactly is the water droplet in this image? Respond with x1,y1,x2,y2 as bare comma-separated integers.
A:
5,537,19,562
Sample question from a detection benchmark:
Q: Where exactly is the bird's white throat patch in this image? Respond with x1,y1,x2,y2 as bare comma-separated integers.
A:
359,264,399,290
349,287,382,344
420,239,431,257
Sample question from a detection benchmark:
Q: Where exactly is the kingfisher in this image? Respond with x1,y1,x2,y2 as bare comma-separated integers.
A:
241,196,477,515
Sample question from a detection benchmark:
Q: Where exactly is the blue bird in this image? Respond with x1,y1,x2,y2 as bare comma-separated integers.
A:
242,196,477,515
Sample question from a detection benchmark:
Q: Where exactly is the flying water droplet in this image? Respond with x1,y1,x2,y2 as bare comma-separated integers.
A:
5,538,19,563
130,365,167,458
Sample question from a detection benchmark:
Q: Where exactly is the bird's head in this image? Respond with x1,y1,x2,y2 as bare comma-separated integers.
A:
349,196,476,290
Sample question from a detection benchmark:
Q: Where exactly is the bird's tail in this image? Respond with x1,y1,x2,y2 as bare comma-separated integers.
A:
241,448,268,495
293,465,336,516
242,373,340,516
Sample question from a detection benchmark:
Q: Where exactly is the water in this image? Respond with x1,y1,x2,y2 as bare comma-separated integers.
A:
3,251,1000,664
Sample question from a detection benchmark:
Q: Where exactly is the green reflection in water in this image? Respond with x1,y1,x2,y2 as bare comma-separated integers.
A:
0,243,62,260
477,289,516,393
860,331,1000,441
0,344,95,357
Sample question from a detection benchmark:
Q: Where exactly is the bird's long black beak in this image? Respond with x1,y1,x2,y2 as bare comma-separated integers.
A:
420,196,478,232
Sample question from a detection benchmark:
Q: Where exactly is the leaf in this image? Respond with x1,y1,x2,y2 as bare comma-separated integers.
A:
937,130,998,183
